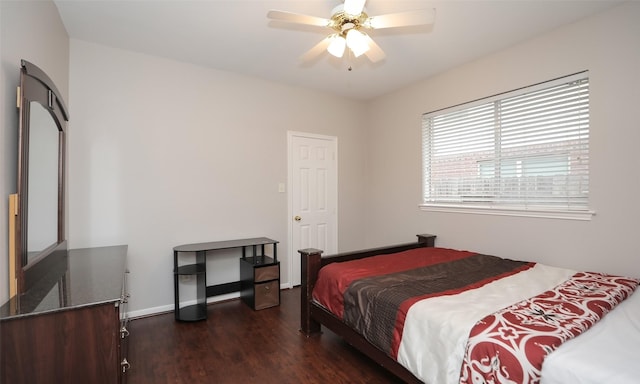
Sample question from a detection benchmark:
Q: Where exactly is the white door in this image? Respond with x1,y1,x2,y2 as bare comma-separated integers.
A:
288,132,338,286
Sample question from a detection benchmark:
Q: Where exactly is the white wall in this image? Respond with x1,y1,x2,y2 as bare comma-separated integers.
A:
364,2,640,279
6,1,639,317
68,40,367,316
0,0,69,303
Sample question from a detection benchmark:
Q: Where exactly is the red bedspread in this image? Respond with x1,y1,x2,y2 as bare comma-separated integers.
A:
313,247,535,358
312,247,475,318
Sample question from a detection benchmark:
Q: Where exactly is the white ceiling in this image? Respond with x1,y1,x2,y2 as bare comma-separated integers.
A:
53,0,621,101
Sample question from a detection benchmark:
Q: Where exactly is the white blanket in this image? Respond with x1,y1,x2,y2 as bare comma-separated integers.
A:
541,287,640,384
395,263,640,384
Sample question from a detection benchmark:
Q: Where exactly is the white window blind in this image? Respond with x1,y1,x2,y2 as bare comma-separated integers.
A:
421,72,592,219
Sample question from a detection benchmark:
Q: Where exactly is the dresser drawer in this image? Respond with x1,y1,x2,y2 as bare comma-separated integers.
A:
255,264,279,282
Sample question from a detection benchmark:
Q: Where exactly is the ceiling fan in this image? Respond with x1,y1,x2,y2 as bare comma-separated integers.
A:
267,0,436,64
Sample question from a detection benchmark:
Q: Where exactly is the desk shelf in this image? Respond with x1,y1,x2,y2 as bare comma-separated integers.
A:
173,237,279,321
176,302,207,322
176,264,205,275
173,250,206,321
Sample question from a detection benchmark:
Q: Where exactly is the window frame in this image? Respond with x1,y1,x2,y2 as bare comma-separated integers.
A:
420,72,595,221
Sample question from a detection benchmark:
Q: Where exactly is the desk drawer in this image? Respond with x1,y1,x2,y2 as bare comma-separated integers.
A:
254,280,279,310
255,264,279,282
240,259,280,310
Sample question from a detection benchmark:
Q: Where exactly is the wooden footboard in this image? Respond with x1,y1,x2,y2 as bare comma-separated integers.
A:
298,234,436,384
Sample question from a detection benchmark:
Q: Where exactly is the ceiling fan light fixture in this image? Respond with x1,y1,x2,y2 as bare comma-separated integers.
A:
346,29,370,57
343,0,366,16
268,2,436,64
327,34,346,58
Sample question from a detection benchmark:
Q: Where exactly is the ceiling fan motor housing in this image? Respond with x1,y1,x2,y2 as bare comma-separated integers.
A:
330,5,369,36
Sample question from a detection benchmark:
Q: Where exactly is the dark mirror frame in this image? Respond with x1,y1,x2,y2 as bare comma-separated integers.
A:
15,60,68,295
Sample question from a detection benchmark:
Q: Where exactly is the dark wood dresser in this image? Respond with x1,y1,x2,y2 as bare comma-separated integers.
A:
0,245,129,384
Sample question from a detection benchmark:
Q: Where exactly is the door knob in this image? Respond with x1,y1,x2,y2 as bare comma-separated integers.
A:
294,216,302,222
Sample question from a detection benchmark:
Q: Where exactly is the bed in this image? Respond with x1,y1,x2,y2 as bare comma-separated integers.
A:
298,234,640,384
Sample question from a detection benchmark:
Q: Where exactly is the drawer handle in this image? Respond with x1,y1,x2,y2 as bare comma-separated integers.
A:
120,326,130,339
121,358,131,373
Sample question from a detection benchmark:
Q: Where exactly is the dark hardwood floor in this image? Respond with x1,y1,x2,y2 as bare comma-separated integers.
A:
128,287,404,383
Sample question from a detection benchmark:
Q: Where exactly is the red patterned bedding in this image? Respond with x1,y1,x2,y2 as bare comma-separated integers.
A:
459,271,638,384
312,247,639,384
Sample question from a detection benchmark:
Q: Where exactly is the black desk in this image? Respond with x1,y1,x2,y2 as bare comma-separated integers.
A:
173,237,279,321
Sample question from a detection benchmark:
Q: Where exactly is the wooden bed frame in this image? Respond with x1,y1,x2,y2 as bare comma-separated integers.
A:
298,234,436,384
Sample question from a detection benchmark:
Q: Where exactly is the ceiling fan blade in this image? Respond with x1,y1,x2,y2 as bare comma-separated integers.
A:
299,37,332,63
343,0,366,16
363,35,386,63
267,10,330,28
366,9,436,29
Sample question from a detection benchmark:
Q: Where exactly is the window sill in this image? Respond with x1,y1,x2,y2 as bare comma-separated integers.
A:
419,204,595,221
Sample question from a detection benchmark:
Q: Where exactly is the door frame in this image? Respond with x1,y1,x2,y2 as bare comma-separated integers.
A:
287,131,338,287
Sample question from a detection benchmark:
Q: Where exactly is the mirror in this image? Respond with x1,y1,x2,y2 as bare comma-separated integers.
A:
27,102,59,262
14,60,68,295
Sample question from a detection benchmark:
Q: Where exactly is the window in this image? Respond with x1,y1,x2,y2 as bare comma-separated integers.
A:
421,72,593,220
